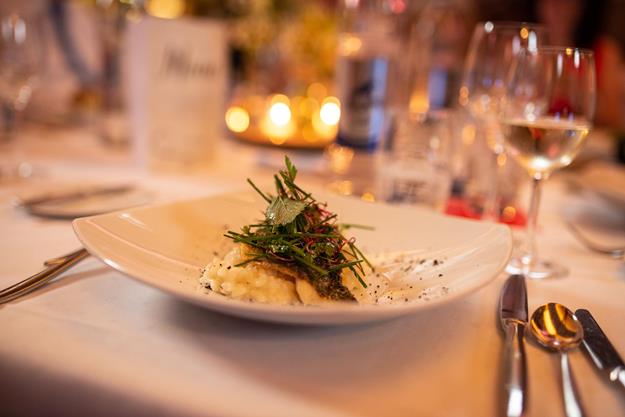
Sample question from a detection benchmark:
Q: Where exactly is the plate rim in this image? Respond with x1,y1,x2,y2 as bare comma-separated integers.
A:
73,192,513,323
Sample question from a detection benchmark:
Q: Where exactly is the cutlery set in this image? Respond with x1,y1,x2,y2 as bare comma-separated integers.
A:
499,275,625,417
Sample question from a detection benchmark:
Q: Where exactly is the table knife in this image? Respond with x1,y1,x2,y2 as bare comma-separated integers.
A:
575,309,625,391
499,274,528,417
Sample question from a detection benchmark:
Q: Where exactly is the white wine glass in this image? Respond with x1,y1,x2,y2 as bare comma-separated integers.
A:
0,12,44,178
500,47,596,279
460,22,548,220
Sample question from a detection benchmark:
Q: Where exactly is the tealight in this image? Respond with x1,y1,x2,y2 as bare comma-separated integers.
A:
225,106,250,133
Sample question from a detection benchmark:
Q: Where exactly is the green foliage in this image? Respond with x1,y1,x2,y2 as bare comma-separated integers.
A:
225,156,372,301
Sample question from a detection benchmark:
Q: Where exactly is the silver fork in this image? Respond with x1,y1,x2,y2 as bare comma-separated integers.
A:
566,221,625,258
0,248,90,305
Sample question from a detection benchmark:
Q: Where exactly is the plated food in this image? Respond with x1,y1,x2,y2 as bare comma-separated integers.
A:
73,165,512,324
199,157,379,305
198,157,479,308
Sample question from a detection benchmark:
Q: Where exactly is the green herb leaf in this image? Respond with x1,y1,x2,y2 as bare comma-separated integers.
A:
284,156,297,180
247,179,271,203
266,197,306,225
225,156,373,301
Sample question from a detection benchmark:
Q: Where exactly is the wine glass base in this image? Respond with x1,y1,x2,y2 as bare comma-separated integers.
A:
505,256,568,279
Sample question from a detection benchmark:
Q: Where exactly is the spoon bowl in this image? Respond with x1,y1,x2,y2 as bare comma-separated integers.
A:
529,303,586,417
529,302,584,350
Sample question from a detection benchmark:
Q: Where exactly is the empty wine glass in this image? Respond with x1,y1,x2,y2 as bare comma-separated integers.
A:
460,22,548,220
500,47,596,279
0,12,44,178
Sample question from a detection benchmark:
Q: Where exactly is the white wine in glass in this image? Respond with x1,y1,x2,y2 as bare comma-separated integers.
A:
501,47,596,279
500,117,590,176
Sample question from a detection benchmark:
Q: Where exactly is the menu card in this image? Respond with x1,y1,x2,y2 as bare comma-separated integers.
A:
125,16,228,171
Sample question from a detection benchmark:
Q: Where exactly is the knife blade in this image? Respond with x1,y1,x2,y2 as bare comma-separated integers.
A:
575,309,625,391
499,274,529,417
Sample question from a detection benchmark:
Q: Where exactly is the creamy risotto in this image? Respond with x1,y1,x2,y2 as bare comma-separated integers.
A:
200,245,388,305
200,246,300,304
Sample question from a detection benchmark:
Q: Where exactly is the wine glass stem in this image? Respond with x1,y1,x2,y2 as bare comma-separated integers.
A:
523,176,543,273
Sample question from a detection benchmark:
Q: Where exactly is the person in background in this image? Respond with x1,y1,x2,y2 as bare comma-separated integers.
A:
535,0,625,130
476,0,625,131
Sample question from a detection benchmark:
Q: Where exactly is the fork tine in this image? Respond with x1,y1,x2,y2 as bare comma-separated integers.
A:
43,247,88,267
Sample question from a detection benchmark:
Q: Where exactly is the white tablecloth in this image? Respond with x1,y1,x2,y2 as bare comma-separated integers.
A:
1,127,624,417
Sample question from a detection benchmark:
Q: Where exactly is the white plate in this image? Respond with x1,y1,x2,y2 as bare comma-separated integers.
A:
73,191,512,325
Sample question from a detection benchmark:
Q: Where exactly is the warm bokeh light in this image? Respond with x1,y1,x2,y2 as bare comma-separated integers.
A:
301,125,317,142
298,97,319,118
519,27,529,40
226,87,341,147
269,94,290,105
268,102,291,127
262,96,296,143
312,113,338,139
268,134,289,145
340,34,362,55
326,143,354,175
409,91,429,114
225,106,250,133
497,153,507,167
307,83,327,99
260,115,296,143
461,124,476,145
328,179,354,196
145,0,185,18
458,86,469,106
502,206,517,223
319,97,341,126
361,192,376,202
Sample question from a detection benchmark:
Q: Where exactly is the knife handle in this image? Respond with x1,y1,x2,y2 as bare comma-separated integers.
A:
502,321,528,417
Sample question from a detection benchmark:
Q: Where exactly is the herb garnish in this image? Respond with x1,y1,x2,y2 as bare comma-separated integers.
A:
225,156,373,301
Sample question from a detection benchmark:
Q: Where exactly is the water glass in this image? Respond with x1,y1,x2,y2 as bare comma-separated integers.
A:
460,22,548,221
375,111,452,210
0,11,44,179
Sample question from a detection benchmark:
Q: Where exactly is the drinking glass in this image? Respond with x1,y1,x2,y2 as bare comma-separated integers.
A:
0,12,44,178
460,22,548,220
500,47,596,279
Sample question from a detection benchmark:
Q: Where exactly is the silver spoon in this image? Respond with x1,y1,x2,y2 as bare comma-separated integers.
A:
529,303,587,417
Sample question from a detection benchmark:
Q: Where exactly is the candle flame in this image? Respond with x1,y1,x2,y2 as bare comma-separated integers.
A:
269,102,292,127
225,106,250,133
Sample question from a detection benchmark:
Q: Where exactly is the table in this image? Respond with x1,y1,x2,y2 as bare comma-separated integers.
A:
1,126,624,417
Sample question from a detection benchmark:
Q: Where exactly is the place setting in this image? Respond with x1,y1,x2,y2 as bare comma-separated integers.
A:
2,1,625,416
498,273,625,417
